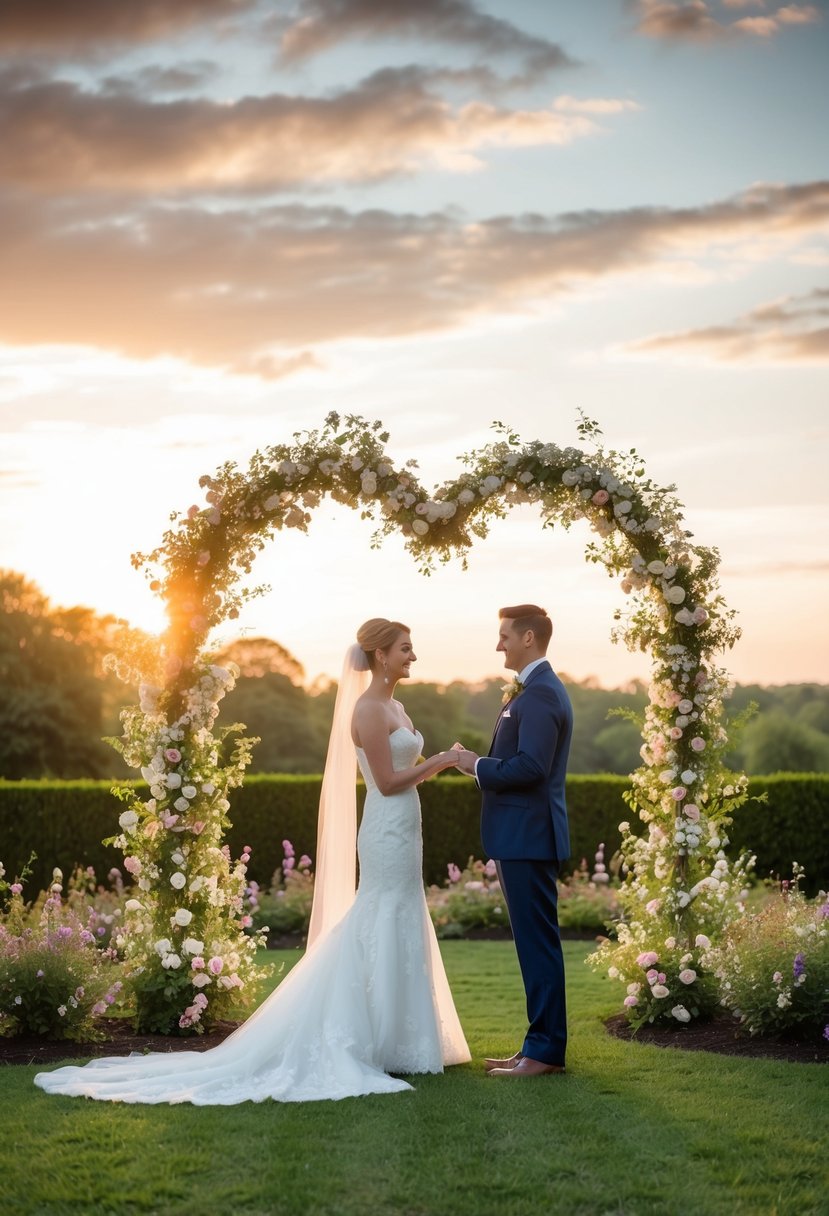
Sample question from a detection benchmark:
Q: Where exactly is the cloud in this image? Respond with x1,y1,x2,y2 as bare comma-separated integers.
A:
0,0,254,56
629,287,829,362
276,0,576,82
630,1,821,41
0,67,607,193
1,181,827,373
553,95,642,115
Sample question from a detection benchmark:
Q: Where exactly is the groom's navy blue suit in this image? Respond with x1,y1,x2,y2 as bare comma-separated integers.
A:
476,660,573,1067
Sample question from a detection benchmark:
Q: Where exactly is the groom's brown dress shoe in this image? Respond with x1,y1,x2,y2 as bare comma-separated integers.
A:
484,1051,523,1073
487,1056,565,1078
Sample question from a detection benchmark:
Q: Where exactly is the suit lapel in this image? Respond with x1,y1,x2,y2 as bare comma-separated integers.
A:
487,661,553,754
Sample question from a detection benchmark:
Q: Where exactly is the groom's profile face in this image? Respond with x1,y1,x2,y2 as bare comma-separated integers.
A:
496,619,526,673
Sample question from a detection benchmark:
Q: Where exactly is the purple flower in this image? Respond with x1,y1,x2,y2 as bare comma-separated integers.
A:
824,1026,829,1042
793,952,806,980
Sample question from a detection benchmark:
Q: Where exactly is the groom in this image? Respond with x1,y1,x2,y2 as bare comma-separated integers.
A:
454,604,573,1077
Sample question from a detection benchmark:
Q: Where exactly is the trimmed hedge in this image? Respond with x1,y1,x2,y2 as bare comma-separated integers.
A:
1,773,827,896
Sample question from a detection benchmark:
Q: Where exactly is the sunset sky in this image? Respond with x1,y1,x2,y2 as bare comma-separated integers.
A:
1,0,827,690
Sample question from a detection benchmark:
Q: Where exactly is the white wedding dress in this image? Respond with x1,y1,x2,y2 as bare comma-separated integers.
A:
34,728,470,1104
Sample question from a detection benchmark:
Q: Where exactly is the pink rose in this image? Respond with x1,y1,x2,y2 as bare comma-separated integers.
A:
679,969,697,985
684,804,700,821
692,607,708,625
191,821,205,835
669,727,683,741
162,813,180,828
646,969,658,984
637,951,659,968
123,856,142,876
671,786,687,801
298,854,312,869
10,883,22,895
282,839,295,857
191,956,205,970
283,857,295,871
447,863,461,884
164,748,182,764
592,489,610,506
690,737,706,752
623,995,638,1007
187,505,199,520
208,956,223,975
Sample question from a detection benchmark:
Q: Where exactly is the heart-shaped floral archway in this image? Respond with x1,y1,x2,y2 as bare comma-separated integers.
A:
109,413,752,1033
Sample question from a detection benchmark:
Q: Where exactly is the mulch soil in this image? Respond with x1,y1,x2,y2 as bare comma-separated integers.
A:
7,1014,826,1069
604,1012,829,1065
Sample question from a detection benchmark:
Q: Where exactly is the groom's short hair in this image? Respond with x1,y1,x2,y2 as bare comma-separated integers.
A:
499,604,552,650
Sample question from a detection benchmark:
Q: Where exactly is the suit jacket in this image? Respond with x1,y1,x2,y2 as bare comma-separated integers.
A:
477,660,573,862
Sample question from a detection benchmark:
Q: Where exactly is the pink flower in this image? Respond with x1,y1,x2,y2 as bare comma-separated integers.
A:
657,973,666,984
298,854,312,869
164,748,182,764
92,1001,107,1016
191,956,205,970
162,813,180,828
692,607,708,625
671,786,687,801
240,914,253,928
645,898,661,914
623,995,638,1007
679,969,697,985
592,489,610,506
637,951,659,968
10,883,22,895
684,804,700,822
123,856,142,876
669,727,683,741
447,863,461,884
772,971,782,984
191,821,205,835
208,956,223,975
282,840,295,857
283,857,295,872
690,737,706,752
646,969,658,983
484,859,498,879
187,505,200,520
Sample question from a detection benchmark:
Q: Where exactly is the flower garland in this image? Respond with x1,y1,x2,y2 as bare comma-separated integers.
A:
113,413,751,1030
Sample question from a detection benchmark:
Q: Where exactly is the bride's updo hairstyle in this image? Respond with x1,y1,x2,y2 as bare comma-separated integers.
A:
357,618,410,672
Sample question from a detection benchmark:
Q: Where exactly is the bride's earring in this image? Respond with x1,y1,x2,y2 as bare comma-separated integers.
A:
382,660,389,685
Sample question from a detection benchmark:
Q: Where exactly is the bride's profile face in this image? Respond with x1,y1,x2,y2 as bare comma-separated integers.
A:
381,631,416,681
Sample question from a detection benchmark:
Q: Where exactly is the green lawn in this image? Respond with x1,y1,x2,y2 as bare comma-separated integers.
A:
1,942,826,1216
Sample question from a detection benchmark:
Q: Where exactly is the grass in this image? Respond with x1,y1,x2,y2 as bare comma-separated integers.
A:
1,942,827,1216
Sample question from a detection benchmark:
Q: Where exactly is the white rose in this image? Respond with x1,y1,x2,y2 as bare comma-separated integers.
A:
124,899,143,913
118,810,138,832
182,937,204,955
651,984,670,999
192,973,211,988
162,953,182,970
647,560,665,575
174,797,190,813
166,773,182,790
671,1005,691,1023
202,782,215,795
678,699,694,715
664,586,686,605
681,770,697,785
412,520,429,536
170,872,186,889
694,934,711,949
182,786,197,800
173,908,193,927
154,938,173,955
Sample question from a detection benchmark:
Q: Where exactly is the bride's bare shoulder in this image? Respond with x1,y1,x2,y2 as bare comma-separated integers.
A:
352,694,387,745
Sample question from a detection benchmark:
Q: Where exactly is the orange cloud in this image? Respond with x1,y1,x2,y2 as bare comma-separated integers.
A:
277,0,575,83
629,287,829,362
631,0,821,40
1,182,826,373
0,68,605,193
0,0,253,55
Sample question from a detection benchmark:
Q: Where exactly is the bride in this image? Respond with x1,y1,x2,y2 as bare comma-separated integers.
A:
34,618,470,1104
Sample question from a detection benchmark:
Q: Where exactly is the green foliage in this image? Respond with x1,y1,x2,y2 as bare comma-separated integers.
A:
3,774,826,903
0,868,123,1041
703,877,829,1036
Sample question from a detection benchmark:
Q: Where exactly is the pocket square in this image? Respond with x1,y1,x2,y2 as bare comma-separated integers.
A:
501,709,511,718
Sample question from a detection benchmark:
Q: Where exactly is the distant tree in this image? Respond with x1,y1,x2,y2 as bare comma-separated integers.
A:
213,637,305,683
740,713,829,775
0,570,128,778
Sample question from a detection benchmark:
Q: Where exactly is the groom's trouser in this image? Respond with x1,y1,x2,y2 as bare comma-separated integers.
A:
496,859,567,1067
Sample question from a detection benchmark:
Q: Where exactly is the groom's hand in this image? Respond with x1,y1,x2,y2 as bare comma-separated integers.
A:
452,745,479,776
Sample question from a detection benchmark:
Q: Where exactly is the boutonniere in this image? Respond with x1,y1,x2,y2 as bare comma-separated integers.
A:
501,676,524,705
